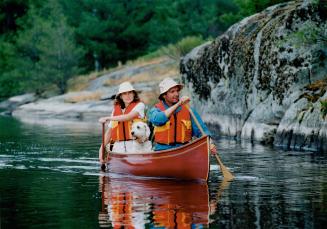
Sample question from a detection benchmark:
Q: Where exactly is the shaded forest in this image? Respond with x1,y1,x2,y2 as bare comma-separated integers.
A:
0,0,289,99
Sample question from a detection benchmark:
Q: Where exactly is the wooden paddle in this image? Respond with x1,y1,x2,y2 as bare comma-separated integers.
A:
101,122,106,171
186,104,234,181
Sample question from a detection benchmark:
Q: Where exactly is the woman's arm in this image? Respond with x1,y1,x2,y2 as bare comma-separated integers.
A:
99,103,145,123
109,110,140,121
99,110,139,123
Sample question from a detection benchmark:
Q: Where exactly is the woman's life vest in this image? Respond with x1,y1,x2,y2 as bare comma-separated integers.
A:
111,101,140,141
109,192,134,228
154,101,192,145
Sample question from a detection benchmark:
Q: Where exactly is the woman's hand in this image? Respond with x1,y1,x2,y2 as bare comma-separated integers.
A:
99,146,105,163
99,117,110,123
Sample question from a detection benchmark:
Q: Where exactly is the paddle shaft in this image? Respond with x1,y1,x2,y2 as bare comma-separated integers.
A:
101,123,106,170
186,104,234,181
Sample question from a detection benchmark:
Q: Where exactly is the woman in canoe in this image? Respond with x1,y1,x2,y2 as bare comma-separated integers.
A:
98,81,145,163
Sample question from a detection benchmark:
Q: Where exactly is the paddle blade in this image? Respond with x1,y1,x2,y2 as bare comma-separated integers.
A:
214,154,235,181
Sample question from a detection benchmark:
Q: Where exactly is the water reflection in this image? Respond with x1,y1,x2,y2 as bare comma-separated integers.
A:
98,176,230,228
1,116,326,228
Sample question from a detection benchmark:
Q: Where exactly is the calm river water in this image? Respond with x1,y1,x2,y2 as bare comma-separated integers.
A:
0,116,326,228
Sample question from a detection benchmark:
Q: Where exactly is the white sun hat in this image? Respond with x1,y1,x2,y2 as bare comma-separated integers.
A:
158,77,184,98
115,81,136,98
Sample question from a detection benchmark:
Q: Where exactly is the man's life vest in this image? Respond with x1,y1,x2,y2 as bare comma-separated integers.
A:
153,101,192,145
111,101,140,141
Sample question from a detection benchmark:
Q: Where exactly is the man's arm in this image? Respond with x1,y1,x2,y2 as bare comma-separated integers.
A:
163,96,189,118
148,107,169,126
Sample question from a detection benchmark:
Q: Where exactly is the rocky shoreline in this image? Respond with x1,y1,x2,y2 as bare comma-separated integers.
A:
0,57,178,124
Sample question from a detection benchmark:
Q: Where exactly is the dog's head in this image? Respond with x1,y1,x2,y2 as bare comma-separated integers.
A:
131,121,151,143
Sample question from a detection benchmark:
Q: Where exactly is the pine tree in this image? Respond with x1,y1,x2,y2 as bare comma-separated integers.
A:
16,0,83,95
37,1,83,94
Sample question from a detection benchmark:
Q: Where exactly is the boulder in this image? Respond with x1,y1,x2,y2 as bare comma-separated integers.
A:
0,93,36,115
181,0,327,151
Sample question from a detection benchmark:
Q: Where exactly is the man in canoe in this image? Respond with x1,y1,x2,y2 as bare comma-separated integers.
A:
149,77,217,153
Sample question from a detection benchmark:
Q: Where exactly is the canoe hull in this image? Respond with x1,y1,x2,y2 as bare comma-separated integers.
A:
107,136,210,181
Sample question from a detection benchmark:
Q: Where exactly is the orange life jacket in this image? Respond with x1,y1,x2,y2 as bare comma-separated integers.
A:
111,101,140,141
153,204,192,228
110,192,134,229
154,101,192,145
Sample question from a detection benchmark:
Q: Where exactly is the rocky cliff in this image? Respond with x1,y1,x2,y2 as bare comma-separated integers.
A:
181,0,327,151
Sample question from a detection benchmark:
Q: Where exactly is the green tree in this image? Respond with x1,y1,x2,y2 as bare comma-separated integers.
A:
215,0,290,33
0,0,29,35
174,0,217,37
0,0,296,99
0,39,24,99
16,0,83,95
67,0,152,71
213,0,240,34
64,0,217,71
74,0,121,71
0,0,32,99
37,1,83,94
144,0,181,51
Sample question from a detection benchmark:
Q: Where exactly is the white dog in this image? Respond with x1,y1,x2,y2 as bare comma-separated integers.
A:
130,121,152,153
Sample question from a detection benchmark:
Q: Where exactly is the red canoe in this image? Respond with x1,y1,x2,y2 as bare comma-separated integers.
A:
106,136,210,181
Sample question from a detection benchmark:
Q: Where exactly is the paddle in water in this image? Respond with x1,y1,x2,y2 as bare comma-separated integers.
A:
101,122,106,171
186,104,234,181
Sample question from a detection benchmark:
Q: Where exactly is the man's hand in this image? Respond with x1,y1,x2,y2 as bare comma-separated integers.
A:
179,96,190,105
210,143,217,155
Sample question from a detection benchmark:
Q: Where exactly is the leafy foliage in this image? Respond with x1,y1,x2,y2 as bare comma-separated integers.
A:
0,0,291,100
0,0,29,35
15,1,83,95
282,19,327,66
0,39,24,99
158,36,208,61
320,98,327,118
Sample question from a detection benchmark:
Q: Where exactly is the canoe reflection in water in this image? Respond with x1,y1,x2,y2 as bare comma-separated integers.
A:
98,176,229,228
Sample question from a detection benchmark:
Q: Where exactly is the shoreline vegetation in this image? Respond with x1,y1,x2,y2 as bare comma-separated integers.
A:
0,35,208,118
68,35,207,99
0,0,291,100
